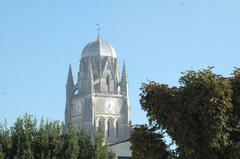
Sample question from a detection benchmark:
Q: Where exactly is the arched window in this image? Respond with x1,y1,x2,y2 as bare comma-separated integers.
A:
98,120,101,129
98,118,105,135
107,120,110,137
116,121,119,137
117,86,121,94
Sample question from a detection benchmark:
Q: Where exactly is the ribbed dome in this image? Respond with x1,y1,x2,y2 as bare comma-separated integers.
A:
81,38,117,58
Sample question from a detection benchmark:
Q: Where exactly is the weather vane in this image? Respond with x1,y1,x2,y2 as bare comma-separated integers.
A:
96,24,100,38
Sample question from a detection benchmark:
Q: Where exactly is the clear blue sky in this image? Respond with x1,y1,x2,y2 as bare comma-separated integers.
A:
1,0,240,126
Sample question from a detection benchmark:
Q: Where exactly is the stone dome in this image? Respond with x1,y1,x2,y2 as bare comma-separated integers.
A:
81,38,117,58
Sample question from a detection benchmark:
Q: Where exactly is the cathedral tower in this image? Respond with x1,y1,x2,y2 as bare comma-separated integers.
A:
65,36,131,144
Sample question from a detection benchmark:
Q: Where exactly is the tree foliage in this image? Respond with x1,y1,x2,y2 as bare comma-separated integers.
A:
0,114,114,159
94,129,115,159
130,124,173,159
134,67,240,159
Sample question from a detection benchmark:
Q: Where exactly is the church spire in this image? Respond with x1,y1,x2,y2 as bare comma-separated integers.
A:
65,65,74,125
67,65,74,87
121,61,128,96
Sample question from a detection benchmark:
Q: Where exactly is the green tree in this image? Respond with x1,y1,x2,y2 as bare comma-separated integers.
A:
139,67,240,159
45,121,63,159
0,115,116,159
0,151,4,159
130,124,173,159
10,114,36,159
0,121,11,158
76,130,94,159
32,119,63,159
32,118,48,159
94,129,115,159
223,68,240,159
60,124,79,159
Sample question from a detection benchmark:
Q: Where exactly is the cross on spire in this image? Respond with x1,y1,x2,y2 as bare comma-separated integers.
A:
96,24,100,39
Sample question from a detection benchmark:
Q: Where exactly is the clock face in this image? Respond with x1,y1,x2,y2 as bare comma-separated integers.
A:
104,99,115,113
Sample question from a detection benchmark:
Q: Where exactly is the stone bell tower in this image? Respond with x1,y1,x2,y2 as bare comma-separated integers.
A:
65,36,131,144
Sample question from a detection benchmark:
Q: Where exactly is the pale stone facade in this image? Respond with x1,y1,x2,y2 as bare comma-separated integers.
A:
65,36,131,145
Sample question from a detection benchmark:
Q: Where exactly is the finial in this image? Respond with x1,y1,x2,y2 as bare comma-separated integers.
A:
123,60,126,68
67,64,74,86
96,24,100,39
121,61,127,81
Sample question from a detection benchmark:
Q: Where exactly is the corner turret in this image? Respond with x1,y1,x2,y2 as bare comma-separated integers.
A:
66,65,74,98
121,61,128,96
65,65,74,124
